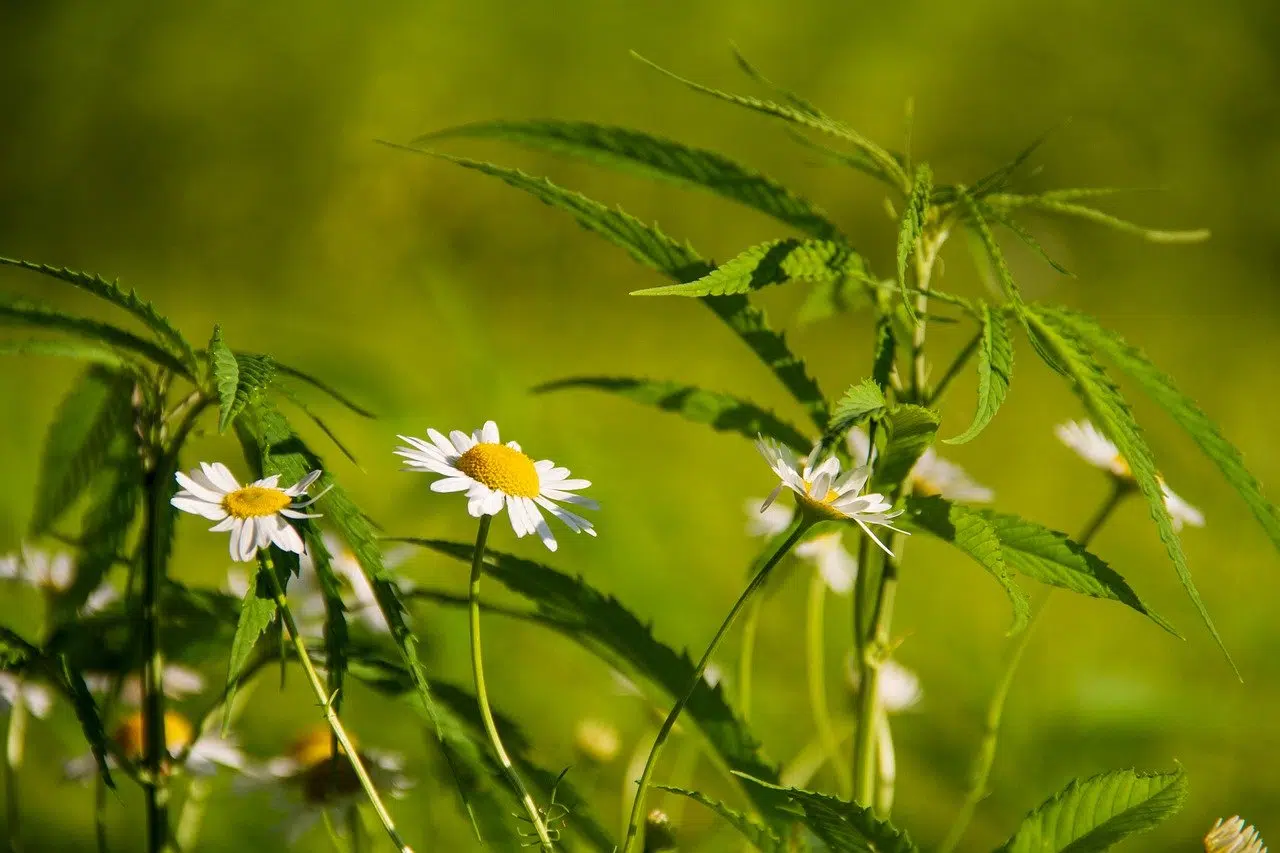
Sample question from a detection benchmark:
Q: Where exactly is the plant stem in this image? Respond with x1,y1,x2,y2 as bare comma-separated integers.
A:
806,570,851,797
140,466,170,853
910,230,946,400
258,553,414,853
737,595,763,724
4,687,27,853
852,551,898,809
467,516,555,852
622,519,811,853
937,482,1130,853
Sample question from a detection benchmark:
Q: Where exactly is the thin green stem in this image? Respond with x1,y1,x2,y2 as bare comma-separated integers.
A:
622,519,812,853
259,553,414,853
937,482,1130,853
140,466,170,853
926,326,984,408
737,595,763,724
806,570,851,797
853,552,898,809
467,516,555,852
4,687,27,853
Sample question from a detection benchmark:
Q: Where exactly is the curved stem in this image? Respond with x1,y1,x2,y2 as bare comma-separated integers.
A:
259,553,414,853
622,519,811,853
806,570,851,797
853,551,898,809
937,483,1130,853
737,595,763,724
468,516,555,851
4,687,27,853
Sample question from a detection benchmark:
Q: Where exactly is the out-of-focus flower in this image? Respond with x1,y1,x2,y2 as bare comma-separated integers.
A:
747,500,857,593
1205,816,1267,853
84,664,206,705
171,463,325,561
0,674,53,719
845,654,922,713
848,428,993,503
64,710,244,780
0,546,74,591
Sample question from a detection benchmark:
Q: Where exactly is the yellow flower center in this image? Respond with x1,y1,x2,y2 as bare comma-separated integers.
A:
796,491,847,522
289,725,354,769
288,725,368,805
113,711,194,761
222,486,291,519
456,443,540,498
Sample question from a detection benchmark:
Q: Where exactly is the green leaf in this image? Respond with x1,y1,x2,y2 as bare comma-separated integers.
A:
416,119,840,240
398,538,788,823
870,404,941,494
0,298,189,375
56,656,115,789
0,257,198,371
971,125,1063,198
535,377,811,453
273,383,361,466
731,46,823,117
896,163,933,319
215,346,273,434
901,496,1029,634
958,190,1025,310
208,326,239,427
631,52,907,190
736,774,921,853
794,276,871,326
0,338,124,366
821,379,887,452
657,785,784,852
1051,307,1280,557
224,560,285,708
946,305,1013,444
980,200,1073,276
984,194,1209,243
305,531,349,715
998,767,1187,853
632,238,864,298
265,357,376,419
402,149,829,429
1023,307,1235,674
872,310,897,394
31,367,134,536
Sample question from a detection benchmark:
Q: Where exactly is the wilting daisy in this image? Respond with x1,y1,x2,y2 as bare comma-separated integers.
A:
245,725,411,844
1055,420,1204,530
747,500,857,593
84,664,206,705
395,420,597,552
847,428,993,503
65,709,244,780
1205,816,1267,853
171,463,325,562
755,437,905,555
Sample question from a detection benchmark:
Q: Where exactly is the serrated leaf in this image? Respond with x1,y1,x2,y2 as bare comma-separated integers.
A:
984,194,1209,243
980,200,1074,276
0,257,198,371
731,46,823,117
1052,307,1280,558
999,767,1187,853
217,352,273,434
0,339,124,365
225,559,285,707
901,496,1029,634
870,404,941,494
264,356,376,419
208,326,239,425
273,383,361,466
398,538,788,823
417,119,840,240
56,656,114,789
632,52,907,190
304,531,349,714
0,298,188,375
958,190,1026,311
1024,307,1234,674
896,163,933,320
821,380,887,452
658,785,784,852
736,775,921,853
535,377,811,453
633,238,864,298
947,305,1013,444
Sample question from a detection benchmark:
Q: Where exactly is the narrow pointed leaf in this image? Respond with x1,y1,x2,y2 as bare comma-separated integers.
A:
972,124,1063,197
304,531,349,714
264,357,376,419
0,298,188,374
984,195,1209,243
657,785,784,852
731,46,823,116
872,311,897,393
57,656,115,789
998,767,1187,853
947,305,1013,444
632,238,863,298
896,163,933,319
736,774,921,853
0,339,123,365
958,190,1026,310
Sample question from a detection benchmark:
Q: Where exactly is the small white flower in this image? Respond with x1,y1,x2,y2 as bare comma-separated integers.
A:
396,420,597,552
755,437,906,556
846,654,922,713
848,428,992,503
1056,420,1204,530
64,709,244,781
171,463,325,562
0,673,54,719
84,664,206,705
0,546,75,592
1205,816,1267,853
746,500,856,593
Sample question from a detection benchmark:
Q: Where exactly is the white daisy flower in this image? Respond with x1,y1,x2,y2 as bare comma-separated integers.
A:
243,725,411,845
747,500,857,593
0,674,54,719
170,463,326,562
1055,420,1204,530
1205,816,1267,853
574,718,621,764
847,428,993,503
845,654,922,713
84,664,206,705
64,709,244,781
755,437,906,556
395,420,597,552
0,546,75,592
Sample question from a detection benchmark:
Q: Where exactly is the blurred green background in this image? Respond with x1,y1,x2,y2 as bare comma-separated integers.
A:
1,0,1278,849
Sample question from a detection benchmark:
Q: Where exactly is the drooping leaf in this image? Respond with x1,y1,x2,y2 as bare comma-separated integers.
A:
736,774,921,853
821,379,887,452
957,190,1025,310
535,377,811,453
984,194,1209,243
0,339,124,366
1023,307,1234,674
870,404,941,495
398,538,788,823
980,199,1074,276
1051,307,1280,557
998,767,1187,853
632,238,864,298
416,119,841,240
0,298,188,375
657,785,784,852
946,305,1013,444
901,496,1029,634
896,163,933,320
0,257,198,372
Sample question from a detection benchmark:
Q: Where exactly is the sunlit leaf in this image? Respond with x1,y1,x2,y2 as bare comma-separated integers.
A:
736,774,920,853
821,379,887,452
870,404,940,495
658,785,784,852
896,163,933,320
632,239,863,298
946,305,1013,444
984,194,1209,243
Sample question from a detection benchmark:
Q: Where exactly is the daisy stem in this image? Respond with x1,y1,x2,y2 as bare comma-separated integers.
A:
258,553,414,853
622,518,812,853
4,687,26,853
852,546,898,810
806,569,852,797
736,595,763,723
936,482,1130,853
467,516,556,852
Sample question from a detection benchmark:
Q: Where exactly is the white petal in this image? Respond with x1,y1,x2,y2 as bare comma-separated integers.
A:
171,495,228,521
175,471,226,502
235,519,257,562
449,430,474,453
431,476,475,493
271,518,305,554
426,428,458,457
480,421,500,444
524,501,558,551
203,462,242,493
480,489,505,515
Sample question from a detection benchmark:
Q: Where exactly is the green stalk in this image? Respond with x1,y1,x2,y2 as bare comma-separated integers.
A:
140,465,170,853
852,550,898,809
622,519,811,853
258,553,414,853
737,595,763,723
467,516,555,851
4,686,27,853
937,482,1131,853
806,570,851,797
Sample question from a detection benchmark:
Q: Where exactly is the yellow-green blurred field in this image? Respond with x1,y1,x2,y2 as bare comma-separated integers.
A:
1,1,1278,849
